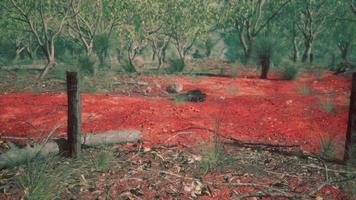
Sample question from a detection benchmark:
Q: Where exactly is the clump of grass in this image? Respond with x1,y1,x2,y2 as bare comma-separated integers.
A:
167,58,185,73
219,68,226,76
320,137,336,159
320,95,335,113
121,59,137,73
190,74,199,83
0,142,58,169
231,63,241,78
299,84,311,96
343,180,356,199
199,118,235,174
91,149,114,171
18,155,60,200
280,63,300,80
80,76,97,93
199,142,228,174
96,71,116,92
227,86,239,96
79,55,97,76
314,67,325,79
173,93,188,104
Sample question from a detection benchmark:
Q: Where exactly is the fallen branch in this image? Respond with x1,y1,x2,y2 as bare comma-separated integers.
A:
0,130,141,169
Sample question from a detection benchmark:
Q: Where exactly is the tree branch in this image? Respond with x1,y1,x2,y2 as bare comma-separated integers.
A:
254,0,291,35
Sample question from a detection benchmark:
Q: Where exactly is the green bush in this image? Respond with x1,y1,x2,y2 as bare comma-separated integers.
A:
91,149,114,171
320,95,335,113
79,55,97,76
167,58,185,73
255,37,275,59
254,37,279,79
18,155,60,200
94,33,111,67
281,65,299,80
299,84,311,96
279,60,300,80
220,32,240,63
121,59,137,73
320,137,336,159
198,141,236,175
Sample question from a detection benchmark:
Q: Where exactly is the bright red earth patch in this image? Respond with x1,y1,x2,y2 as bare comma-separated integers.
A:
0,72,351,159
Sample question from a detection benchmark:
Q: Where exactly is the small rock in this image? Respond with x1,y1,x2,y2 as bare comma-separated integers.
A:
166,82,183,93
186,89,207,102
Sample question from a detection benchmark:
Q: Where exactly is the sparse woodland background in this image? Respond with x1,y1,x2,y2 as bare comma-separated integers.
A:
0,0,355,78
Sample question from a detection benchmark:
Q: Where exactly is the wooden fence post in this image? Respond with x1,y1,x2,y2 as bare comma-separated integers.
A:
344,72,356,161
67,71,81,158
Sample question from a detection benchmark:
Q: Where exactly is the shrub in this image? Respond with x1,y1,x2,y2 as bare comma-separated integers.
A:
279,60,300,80
299,84,311,96
313,67,325,79
320,137,336,159
255,37,276,79
220,32,240,63
79,55,97,76
281,65,299,80
199,142,227,174
18,155,60,200
121,59,137,73
91,149,114,171
167,58,185,73
94,33,111,67
80,76,97,93
219,68,226,76
320,95,335,113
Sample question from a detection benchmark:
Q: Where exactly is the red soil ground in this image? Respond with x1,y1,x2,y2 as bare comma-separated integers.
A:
0,71,351,159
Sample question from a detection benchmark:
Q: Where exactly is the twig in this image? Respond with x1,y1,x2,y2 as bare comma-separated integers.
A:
233,191,267,200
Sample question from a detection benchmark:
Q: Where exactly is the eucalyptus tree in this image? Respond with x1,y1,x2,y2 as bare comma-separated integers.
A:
164,0,216,66
69,0,120,58
222,0,291,63
113,0,151,72
142,0,171,69
294,0,337,63
352,0,356,16
279,2,303,62
333,18,356,62
5,0,71,79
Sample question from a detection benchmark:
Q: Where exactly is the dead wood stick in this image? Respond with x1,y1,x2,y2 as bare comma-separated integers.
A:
171,126,300,148
0,130,141,169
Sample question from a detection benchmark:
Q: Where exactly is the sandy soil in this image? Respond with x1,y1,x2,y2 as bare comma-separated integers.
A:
0,71,351,159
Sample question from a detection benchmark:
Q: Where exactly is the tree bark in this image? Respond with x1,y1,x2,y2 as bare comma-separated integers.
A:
338,42,350,61
39,57,56,79
302,40,313,63
292,37,300,62
260,55,270,79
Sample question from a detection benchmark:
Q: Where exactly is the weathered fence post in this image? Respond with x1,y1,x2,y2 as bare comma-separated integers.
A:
344,72,356,161
67,71,81,158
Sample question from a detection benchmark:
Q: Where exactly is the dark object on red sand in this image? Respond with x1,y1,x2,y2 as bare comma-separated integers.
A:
185,89,206,102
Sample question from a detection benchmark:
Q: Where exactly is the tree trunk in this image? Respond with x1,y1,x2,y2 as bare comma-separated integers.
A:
239,32,253,63
302,40,313,63
86,43,93,56
152,48,157,61
260,55,270,79
338,42,350,62
15,47,25,61
39,58,56,79
292,37,299,62
245,46,253,63
39,40,57,79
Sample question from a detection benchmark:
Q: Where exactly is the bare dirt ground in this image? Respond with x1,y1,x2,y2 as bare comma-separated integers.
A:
0,69,355,199
0,70,351,157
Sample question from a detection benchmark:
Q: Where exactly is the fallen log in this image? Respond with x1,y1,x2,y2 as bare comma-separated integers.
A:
0,130,141,169
82,130,141,145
